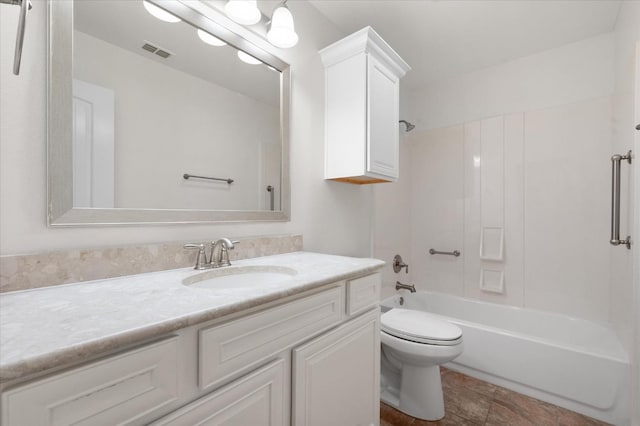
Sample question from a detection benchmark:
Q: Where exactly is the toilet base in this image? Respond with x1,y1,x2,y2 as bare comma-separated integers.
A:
399,364,444,421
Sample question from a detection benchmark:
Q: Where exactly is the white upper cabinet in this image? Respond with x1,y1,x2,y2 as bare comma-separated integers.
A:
321,27,410,184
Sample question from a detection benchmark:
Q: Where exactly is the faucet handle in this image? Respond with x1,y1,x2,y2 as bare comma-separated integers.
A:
393,254,409,273
184,243,207,270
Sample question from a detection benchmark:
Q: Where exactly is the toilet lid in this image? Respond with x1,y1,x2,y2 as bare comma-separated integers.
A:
381,309,462,345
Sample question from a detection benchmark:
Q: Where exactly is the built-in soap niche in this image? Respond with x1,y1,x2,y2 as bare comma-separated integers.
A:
480,269,505,294
479,226,504,261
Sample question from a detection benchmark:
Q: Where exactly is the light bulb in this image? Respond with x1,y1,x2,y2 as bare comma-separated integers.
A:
197,29,226,47
237,50,261,65
142,1,181,23
225,0,261,26
267,4,298,48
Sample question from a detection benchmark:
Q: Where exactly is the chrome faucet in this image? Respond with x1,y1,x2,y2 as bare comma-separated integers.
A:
184,238,237,270
396,281,416,293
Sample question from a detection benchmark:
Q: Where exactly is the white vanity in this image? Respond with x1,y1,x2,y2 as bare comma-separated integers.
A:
0,252,384,426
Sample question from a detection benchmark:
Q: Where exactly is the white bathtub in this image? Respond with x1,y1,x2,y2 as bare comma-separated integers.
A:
381,292,631,425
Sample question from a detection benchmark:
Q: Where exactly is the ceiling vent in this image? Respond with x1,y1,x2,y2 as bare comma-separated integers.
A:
141,41,173,59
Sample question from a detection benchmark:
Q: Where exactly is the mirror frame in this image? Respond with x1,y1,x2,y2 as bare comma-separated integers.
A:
47,0,291,226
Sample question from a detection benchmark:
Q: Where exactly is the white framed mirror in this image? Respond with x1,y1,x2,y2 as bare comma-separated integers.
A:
48,0,290,226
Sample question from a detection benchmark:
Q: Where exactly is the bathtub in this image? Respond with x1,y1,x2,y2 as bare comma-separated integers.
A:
381,292,630,425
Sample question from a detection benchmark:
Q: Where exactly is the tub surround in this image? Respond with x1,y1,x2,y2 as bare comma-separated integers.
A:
0,234,303,293
0,251,383,382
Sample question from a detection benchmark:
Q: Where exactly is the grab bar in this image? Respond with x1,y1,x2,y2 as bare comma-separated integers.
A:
610,150,632,249
1,0,31,75
266,185,275,211
183,173,233,184
429,248,460,257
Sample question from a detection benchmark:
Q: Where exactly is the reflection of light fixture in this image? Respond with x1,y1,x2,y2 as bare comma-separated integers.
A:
237,50,261,65
225,0,261,25
197,29,226,47
142,0,181,23
267,1,298,48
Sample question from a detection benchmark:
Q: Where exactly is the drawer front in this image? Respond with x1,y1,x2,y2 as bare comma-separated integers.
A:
199,286,343,390
152,359,286,426
1,337,179,426
346,273,381,316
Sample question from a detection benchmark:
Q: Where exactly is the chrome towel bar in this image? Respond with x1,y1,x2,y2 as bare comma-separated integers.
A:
1,0,31,75
429,248,460,257
183,174,233,184
610,150,632,249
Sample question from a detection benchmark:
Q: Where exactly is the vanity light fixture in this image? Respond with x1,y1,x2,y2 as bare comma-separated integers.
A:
142,0,181,23
197,29,227,47
267,1,298,48
237,50,261,65
225,0,262,26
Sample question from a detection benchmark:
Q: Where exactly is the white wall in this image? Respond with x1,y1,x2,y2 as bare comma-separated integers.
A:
0,1,374,258
74,30,280,210
407,33,614,131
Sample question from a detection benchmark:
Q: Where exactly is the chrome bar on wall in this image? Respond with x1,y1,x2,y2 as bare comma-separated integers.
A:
1,0,32,75
429,248,460,257
610,150,632,249
183,174,233,184
266,185,275,211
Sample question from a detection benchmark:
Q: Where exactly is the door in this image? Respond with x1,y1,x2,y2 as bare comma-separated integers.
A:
292,309,380,426
72,79,115,207
367,55,399,180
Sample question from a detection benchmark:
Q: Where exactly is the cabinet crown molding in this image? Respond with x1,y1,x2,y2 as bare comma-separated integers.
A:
320,26,411,78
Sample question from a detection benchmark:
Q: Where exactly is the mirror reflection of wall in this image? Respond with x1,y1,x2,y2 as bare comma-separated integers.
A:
71,0,282,211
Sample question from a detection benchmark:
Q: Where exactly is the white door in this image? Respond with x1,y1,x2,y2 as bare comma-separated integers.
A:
292,310,380,426
367,55,399,180
73,79,115,207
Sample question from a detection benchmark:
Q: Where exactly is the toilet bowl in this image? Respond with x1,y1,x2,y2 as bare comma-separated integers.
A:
380,308,463,421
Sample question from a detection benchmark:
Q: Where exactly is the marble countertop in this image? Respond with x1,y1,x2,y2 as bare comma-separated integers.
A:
0,251,384,382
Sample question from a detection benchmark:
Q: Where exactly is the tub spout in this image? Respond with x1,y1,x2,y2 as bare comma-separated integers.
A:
396,281,416,293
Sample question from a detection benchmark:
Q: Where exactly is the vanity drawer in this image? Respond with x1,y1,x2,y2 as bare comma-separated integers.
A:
199,286,343,390
1,337,179,426
151,358,286,426
346,273,381,316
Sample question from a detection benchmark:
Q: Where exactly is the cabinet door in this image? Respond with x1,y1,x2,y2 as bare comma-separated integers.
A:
367,55,399,180
151,359,287,426
292,309,380,426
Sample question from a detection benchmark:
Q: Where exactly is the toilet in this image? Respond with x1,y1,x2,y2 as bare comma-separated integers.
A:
380,308,463,421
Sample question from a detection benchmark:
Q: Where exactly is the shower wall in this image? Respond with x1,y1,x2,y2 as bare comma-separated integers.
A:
404,97,612,324
375,33,622,327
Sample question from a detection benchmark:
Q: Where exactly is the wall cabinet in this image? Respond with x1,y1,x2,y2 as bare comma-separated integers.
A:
321,27,410,184
1,274,381,426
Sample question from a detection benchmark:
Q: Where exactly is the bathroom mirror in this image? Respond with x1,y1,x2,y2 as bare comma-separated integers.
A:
48,0,290,225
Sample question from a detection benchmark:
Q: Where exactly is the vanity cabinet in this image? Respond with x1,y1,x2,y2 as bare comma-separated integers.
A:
1,273,381,426
321,26,410,184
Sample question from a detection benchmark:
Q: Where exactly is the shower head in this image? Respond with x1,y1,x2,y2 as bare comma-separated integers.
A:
399,120,415,132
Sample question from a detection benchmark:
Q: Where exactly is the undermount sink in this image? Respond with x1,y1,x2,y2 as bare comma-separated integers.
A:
183,265,298,290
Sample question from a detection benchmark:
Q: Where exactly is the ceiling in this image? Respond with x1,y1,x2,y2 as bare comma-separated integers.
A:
309,0,622,89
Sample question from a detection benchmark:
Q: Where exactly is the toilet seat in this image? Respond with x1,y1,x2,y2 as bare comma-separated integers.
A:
381,309,462,346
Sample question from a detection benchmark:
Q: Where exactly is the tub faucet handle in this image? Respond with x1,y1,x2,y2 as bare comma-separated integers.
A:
393,254,409,273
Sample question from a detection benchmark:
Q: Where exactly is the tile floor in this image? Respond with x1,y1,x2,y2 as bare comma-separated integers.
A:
380,368,611,426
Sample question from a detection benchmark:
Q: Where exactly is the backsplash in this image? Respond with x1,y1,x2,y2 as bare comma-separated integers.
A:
0,235,303,293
